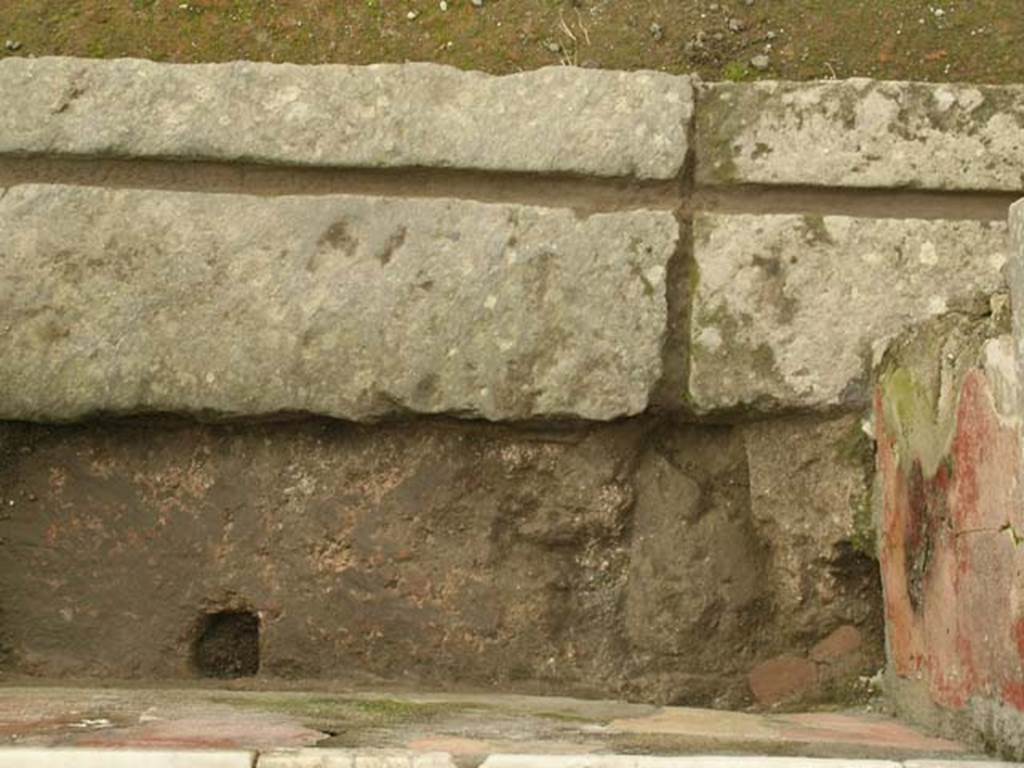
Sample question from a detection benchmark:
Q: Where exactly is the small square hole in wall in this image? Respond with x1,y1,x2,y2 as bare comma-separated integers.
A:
193,610,260,678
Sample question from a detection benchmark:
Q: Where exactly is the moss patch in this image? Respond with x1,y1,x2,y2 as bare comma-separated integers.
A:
882,368,936,437
695,88,743,185
723,61,752,82
849,490,875,558
210,693,479,727
798,216,836,247
877,312,1000,481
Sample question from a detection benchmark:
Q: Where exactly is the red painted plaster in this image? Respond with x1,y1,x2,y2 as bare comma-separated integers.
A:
877,369,1024,713
1013,619,1024,660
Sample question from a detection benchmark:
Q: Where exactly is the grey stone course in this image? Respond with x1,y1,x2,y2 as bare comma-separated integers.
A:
0,184,675,423
697,79,1024,191
689,213,1008,413
0,57,693,180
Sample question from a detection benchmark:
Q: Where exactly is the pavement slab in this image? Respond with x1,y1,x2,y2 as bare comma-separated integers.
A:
0,747,255,767
0,685,987,763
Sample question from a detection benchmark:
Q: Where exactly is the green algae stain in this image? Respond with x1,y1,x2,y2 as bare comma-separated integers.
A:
211,694,474,725
849,488,876,557
798,215,835,246
881,367,936,441
835,417,876,557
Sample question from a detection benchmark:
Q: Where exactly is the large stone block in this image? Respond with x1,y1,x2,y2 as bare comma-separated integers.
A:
737,413,883,707
0,184,676,422
0,57,693,180
689,213,1007,413
697,80,1024,191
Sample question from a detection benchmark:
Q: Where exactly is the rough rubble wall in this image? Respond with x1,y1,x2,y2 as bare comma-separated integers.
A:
0,416,877,708
0,59,1021,721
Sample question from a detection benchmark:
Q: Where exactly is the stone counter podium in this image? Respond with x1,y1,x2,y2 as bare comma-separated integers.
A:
0,56,1022,758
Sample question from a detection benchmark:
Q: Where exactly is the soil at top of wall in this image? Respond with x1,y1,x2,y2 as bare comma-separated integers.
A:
0,1,1020,85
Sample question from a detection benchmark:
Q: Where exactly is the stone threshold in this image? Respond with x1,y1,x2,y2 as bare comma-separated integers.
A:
0,686,991,764
0,749,1015,768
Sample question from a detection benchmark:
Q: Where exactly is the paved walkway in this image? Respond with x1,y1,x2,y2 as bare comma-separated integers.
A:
0,749,1015,768
0,684,1004,766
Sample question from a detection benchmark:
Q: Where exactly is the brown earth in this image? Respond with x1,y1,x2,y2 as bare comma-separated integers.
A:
0,0,1021,84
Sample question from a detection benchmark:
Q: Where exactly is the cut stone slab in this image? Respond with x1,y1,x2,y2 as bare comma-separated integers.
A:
0,686,974,760
689,213,1007,413
697,79,1024,191
609,709,967,757
481,757,899,768
0,748,255,768
0,57,692,180
259,751,455,768
0,184,675,422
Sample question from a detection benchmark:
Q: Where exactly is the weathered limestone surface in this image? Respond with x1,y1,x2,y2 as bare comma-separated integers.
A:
0,184,676,422
697,79,1024,191
0,57,693,180
689,213,1007,413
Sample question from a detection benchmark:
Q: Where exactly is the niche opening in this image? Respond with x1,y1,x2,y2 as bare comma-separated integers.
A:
193,610,260,678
